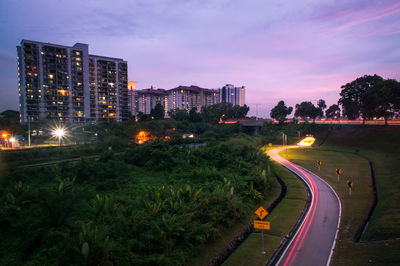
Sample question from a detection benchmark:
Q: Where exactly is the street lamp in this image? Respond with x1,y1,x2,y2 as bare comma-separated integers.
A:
53,128,65,146
9,137,15,148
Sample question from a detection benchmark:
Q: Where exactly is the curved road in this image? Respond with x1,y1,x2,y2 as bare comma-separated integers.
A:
268,146,341,266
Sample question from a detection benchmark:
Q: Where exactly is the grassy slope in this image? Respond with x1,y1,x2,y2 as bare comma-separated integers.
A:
223,151,307,266
285,125,400,265
322,125,400,241
188,176,281,266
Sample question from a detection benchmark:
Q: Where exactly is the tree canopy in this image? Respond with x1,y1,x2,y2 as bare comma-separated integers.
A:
201,103,249,124
270,100,293,123
294,101,322,122
338,75,400,124
150,103,165,120
325,104,341,119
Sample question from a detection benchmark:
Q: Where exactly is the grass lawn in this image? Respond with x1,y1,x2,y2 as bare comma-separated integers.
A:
285,146,400,265
222,146,307,266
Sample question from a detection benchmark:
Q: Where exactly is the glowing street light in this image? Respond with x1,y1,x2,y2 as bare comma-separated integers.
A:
53,128,66,146
297,136,316,147
9,137,15,149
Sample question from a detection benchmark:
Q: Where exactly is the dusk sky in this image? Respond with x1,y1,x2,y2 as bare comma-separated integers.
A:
0,0,399,117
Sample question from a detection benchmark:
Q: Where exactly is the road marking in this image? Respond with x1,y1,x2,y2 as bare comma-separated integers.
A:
269,147,315,266
268,146,342,266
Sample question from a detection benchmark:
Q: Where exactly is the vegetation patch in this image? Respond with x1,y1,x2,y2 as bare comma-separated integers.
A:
0,136,278,265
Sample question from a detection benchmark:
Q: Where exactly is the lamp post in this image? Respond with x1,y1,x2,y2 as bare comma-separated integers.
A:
54,129,65,147
9,137,15,149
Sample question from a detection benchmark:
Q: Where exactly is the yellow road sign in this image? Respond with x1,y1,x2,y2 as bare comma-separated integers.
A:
347,180,353,188
255,206,268,219
336,168,342,175
254,220,270,230
317,160,322,166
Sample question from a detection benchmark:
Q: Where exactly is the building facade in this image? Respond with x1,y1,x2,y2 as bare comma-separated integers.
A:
131,85,222,115
128,81,136,117
17,40,128,123
220,84,245,106
88,55,128,122
167,85,219,112
135,87,168,115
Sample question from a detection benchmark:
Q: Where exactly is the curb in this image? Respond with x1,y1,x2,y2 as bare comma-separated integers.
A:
353,158,378,242
208,174,287,266
265,171,312,266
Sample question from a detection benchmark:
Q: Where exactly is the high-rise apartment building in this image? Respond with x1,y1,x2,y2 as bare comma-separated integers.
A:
17,40,128,123
135,87,168,115
128,81,136,116
89,55,128,122
167,85,219,112
220,84,245,106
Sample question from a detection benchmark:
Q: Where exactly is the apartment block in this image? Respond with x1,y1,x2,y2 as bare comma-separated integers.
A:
17,40,128,123
135,87,168,115
128,81,136,116
89,55,128,122
220,84,245,106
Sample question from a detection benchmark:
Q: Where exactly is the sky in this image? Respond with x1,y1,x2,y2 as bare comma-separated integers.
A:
0,0,399,118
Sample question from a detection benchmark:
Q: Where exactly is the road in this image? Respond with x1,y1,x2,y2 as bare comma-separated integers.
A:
268,146,341,266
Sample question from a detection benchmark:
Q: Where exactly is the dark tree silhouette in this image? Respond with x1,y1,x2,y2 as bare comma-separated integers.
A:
325,104,341,119
270,100,293,123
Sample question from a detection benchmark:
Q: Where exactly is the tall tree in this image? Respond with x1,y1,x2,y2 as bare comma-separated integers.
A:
168,108,189,121
317,99,327,111
294,101,320,122
200,103,249,123
150,103,165,120
325,104,341,119
189,108,202,122
338,74,384,123
375,79,400,125
270,100,293,123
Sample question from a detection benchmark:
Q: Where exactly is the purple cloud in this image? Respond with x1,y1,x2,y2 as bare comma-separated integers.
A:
0,0,399,117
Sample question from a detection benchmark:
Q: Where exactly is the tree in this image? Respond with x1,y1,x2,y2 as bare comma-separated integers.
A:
200,103,249,124
325,104,341,120
270,100,293,123
317,99,326,119
1,110,20,124
294,101,320,122
317,99,327,111
189,108,202,122
168,108,189,121
150,103,165,120
375,79,400,125
338,74,384,123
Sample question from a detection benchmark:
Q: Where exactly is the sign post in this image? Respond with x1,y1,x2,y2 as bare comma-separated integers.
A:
254,206,270,254
335,168,342,181
347,180,353,195
316,160,322,170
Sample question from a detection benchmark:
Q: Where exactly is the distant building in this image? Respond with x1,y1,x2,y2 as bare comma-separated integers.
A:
17,40,128,123
128,81,136,117
220,84,245,106
167,85,219,112
135,87,168,115
89,55,128,122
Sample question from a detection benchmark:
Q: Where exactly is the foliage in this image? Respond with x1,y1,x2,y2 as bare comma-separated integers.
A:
150,103,165,120
201,103,249,124
0,136,275,265
325,104,341,119
317,99,327,111
294,101,322,122
338,74,400,124
270,100,293,123
168,108,189,121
